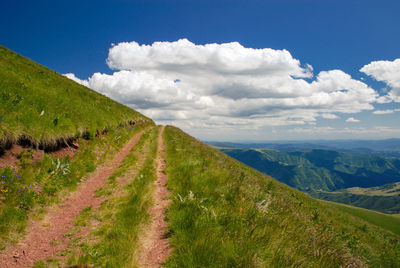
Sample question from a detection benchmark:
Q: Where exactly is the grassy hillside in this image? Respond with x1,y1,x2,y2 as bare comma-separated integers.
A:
0,45,152,149
0,46,154,249
165,127,400,267
323,200,400,236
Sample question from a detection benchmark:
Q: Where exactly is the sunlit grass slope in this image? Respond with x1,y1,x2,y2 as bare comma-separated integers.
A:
164,126,400,267
0,45,152,148
0,45,154,249
324,200,400,236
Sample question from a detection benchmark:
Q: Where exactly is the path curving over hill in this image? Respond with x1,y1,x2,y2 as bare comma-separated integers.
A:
0,129,149,267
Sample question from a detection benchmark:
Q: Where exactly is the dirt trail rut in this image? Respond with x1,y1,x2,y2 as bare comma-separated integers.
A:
138,126,171,267
0,129,148,267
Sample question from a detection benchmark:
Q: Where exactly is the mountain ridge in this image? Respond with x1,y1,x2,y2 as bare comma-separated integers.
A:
221,147,400,213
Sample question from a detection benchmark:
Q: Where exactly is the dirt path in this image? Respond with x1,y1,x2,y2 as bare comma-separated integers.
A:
0,129,149,267
56,132,152,265
138,126,171,267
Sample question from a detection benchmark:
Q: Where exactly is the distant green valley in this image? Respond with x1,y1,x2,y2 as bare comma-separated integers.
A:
220,148,400,214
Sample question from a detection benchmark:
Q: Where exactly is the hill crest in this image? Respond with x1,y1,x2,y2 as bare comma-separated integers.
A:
0,45,152,152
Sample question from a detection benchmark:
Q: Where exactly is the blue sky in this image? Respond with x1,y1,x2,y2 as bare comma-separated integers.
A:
2,0,400,141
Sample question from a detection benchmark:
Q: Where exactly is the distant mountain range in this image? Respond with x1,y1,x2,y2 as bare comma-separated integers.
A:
219,147,400,213
209,138,400,158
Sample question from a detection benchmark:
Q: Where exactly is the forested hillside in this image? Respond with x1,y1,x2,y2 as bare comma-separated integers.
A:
222,148,400,213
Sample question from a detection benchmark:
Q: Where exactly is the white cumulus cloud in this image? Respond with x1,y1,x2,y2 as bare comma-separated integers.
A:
320,113,339,119
64,73,89,87
373,108,400,115
289,126,400,136
373,109,394,115
346,117,360,123
65,39,387,137
360,58,400,102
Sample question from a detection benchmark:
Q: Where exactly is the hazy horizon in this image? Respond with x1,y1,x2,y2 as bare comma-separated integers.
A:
205,137,400,143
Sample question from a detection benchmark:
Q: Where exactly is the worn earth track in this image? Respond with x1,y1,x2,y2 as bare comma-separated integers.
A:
0,129,148,267
56,131,152,265
138,126,171,267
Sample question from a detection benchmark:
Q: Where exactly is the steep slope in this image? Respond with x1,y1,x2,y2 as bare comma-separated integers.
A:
0,45,152,149
0,46,154,252
164,127,399,267
324,200,400,235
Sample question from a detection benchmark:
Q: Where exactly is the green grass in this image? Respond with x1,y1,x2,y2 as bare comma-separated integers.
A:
324,200,400,236
68,126,160,267
0,45,152,148
0,123,151,249
164,126,400,267
73,206,95,227
0,45,155,250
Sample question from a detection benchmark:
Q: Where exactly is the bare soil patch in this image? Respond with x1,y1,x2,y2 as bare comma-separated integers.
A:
49,145,77,159
0,144,50,169
0,129,148,267
0,145,22,168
